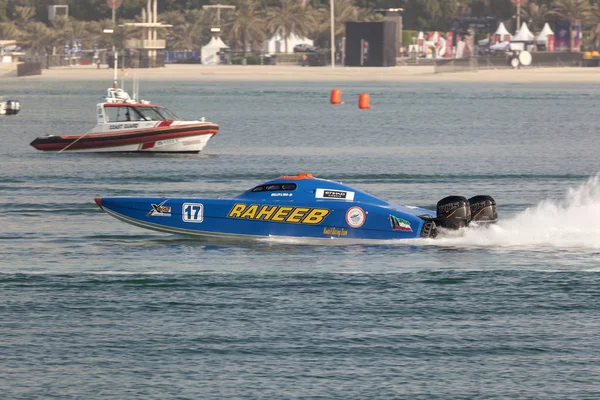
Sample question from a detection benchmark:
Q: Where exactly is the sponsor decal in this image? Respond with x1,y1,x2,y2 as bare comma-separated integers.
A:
228,204,330,225
109,123,139,130
438,201,461,213
315,188,355,201
156,139,177,146
147,200,171,217
183,203,204,222
182,139,204,146
271,193,293,197
390,215,413,232
323,227,348,237
345,206,366,228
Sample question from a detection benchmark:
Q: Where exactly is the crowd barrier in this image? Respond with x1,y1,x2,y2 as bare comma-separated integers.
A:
435,52,584,73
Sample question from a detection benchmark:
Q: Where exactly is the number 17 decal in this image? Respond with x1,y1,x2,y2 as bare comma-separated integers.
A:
182,203,204,223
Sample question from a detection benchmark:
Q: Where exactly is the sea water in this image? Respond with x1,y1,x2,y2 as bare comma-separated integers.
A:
1,80,600,399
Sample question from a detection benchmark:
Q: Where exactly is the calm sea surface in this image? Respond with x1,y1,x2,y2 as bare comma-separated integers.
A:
1,78,600,399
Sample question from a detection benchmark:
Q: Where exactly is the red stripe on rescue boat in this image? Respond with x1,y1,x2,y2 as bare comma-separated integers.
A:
157,120,173,127
94,198,103,208
141,142,156,150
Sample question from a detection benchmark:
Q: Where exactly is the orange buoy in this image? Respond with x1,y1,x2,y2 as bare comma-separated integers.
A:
358,93,371,109
330,89,342,105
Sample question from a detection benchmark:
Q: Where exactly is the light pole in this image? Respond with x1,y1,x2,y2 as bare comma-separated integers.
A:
330,0,335,68
103,29,117,87
512,0,525,34
202,4,236,35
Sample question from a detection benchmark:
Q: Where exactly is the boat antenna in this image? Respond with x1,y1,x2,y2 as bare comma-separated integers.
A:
121,50,125,91
133,67,139,102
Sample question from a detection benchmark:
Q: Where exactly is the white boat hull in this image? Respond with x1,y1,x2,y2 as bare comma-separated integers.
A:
64,133,214,153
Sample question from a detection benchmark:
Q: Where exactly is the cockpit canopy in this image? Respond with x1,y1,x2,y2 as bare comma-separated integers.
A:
234,174,390,206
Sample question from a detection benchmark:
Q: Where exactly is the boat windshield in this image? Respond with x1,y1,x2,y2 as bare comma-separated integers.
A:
154,107,180,120
251,183,297,192
133,107,168,121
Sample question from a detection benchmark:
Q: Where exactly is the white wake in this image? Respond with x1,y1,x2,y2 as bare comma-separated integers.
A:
435,174,600,249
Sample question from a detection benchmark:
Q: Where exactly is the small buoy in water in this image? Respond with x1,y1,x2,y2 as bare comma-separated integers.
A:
330,88,342,104
358,93,371,109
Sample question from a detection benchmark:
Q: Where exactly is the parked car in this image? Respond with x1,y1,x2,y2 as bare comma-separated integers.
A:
293,44,319,53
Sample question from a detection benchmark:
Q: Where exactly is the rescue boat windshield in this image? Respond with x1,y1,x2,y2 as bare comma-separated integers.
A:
154,107,180,121
135,107,167,121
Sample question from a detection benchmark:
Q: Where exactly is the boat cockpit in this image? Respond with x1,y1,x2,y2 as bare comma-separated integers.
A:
102,104,180,123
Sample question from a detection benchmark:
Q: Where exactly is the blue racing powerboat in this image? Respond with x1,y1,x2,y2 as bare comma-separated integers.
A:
94,174,497,241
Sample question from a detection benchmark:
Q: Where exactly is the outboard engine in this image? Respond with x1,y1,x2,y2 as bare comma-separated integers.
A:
436,195,471,230
5,100,21,115
468,195,498,224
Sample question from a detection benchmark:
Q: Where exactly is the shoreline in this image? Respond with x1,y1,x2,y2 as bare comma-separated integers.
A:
4,64,600,83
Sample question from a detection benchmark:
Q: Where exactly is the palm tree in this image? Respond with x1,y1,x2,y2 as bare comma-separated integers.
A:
549,0,591,49
521,2,550,32
264,0,316,53
312,0,381,50
51,15,71,47
588,3,600,49
0,0,9,22
224,0,265,55
0,21,20,40
13,6,35,29
87,19,115,50
163,9,208,50
21,21,52,56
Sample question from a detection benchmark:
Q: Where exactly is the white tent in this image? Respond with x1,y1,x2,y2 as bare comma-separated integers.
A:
536,22,554,44
262,28,314,54
201,36,229,65
512,22,535,42
495,22,511,37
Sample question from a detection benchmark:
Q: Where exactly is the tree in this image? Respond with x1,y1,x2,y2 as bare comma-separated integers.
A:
0,21,20,39
20,21,52,55
550,0,591,25
549,0,591,48
521,2,550,31
588,3,600,49
13,5,35,28
87,19,118,50
264,0,316,53
224,0,266,54
402,0,461,30
163,9,208,50
0,0,8,22
312,0,380,49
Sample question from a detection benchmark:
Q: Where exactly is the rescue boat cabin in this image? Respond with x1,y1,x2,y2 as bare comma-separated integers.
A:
97,103,180,124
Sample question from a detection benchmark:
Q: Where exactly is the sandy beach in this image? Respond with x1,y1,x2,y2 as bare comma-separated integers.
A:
3,64,600,83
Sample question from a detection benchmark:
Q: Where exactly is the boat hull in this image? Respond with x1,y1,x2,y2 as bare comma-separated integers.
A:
30,123,218,153
95,196,431,241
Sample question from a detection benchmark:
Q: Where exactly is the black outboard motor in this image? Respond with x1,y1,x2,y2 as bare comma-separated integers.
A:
468,195,498,224
6,100,21,115
436,195,471,230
